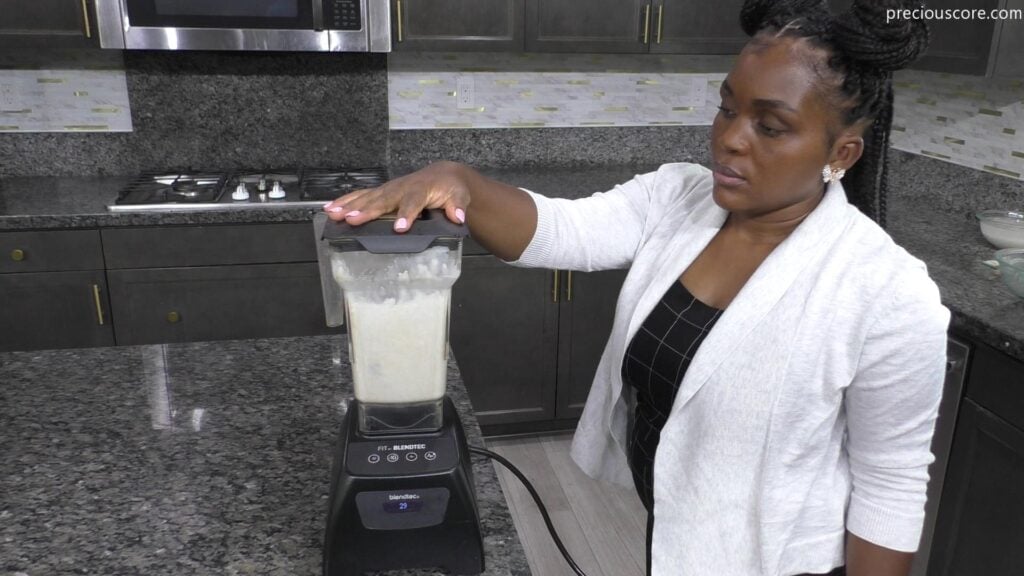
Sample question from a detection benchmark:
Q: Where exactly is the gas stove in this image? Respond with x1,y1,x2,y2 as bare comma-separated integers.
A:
108,167,389,212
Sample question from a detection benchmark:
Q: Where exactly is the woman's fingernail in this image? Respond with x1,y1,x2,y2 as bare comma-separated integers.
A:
455,208,466,223
327,206,344,213
323,202,334,209
345,210,361,218
395,217,409,230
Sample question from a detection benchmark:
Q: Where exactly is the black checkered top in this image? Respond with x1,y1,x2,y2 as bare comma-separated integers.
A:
622,279,723,511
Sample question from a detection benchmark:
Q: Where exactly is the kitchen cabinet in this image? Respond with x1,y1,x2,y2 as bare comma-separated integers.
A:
525,0,746,54
0,230,112,352
910,0,1001,75
927,343,1024,576
450,256,559,427
450,255,626,433
993,0,1024,77
391,0,524,51
525,0,649,53
651,0,747,54
0,0,99,48
101,223,338,346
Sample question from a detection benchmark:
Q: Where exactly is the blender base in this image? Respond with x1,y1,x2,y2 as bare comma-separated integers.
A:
323,396,484,576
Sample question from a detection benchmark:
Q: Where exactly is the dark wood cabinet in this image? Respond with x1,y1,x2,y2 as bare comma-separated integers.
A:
0,0,99,48
555,269,628,419
450,256,558,427
101,222,338,346
450,257,626,432
928,399,1024,576
106,263,335,346
0,229,111,352
927,343,1024,576
391,0,523,51
525,0,747,54
910,0,1001,75
525,0,648,53
0,270,113,352
651,0,747,54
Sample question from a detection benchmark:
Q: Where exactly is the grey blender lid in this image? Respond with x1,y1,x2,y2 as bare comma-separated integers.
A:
321,209,469,253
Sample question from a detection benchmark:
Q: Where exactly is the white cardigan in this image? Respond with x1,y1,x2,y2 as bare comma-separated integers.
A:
508,163,950,576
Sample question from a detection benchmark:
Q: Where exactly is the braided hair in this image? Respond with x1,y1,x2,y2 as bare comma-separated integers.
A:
738,0,929,226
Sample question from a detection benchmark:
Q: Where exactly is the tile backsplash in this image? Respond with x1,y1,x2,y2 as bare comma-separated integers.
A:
388,52,1024,182
0,49,131,133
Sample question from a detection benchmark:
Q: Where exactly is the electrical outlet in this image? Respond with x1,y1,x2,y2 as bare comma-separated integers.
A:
456,76,475,110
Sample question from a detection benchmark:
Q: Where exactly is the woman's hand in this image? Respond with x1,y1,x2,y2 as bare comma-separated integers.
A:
323,161,471,233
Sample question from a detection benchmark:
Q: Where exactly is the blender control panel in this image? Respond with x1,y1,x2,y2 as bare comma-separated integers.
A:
346,434,459,477
355,487,450,530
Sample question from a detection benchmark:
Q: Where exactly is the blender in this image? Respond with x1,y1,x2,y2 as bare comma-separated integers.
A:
315,211,484,576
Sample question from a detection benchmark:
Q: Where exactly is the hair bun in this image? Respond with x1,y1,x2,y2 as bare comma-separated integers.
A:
831,0,930,72
739,0,828,37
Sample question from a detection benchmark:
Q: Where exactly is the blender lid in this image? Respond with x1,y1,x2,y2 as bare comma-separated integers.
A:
321,209,469,254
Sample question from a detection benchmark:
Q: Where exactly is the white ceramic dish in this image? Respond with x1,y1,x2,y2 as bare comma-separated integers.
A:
976,210,1024,249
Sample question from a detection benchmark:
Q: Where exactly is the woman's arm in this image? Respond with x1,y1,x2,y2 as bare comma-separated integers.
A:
846,531,913,576
843,266,950,561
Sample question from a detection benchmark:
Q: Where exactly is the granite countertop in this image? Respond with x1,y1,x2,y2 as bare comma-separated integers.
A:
1,166,1022,362
0,335,529,576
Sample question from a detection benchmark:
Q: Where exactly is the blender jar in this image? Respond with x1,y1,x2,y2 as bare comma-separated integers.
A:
317,211,468,435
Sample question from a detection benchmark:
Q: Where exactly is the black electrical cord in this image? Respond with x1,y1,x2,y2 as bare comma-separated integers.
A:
468,445,590,576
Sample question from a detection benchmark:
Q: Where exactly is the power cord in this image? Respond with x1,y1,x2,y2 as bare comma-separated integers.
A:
468,445,590,576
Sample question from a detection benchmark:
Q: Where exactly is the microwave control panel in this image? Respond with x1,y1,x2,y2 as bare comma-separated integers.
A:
326,0,362,30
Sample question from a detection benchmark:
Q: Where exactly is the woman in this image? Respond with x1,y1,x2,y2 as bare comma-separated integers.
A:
325,1,948,574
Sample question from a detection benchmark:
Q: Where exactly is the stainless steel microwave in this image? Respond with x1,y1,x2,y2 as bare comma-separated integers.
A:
93,0,390,52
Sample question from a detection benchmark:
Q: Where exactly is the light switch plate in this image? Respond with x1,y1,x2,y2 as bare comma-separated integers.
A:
456,76,475,110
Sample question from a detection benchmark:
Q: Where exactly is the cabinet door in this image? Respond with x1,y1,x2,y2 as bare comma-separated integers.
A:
651,0,747,54
107,263,336,345
525,0,650,53
928,398,1024,576
0,0,98,48
0,270,113,352
450,256,558,427
556,269,627,419
392,0,523,51
910,0,999,75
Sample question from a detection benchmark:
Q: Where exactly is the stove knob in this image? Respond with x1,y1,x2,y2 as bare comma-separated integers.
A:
232,183,249,201
258,176,267,191
268,181,286,199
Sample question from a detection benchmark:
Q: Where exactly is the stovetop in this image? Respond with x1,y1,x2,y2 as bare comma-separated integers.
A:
109,167,388,212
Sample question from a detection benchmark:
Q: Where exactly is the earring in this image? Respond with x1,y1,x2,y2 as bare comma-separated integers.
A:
822,165,846,184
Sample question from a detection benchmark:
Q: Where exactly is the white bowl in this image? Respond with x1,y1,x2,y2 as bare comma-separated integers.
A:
977,210,1024,249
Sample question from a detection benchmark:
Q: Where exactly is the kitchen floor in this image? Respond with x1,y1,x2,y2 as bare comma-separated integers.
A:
486,433,648,576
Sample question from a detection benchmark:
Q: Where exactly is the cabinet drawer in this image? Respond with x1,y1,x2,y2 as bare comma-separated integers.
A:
102,222,317,269
967,343,1024,431
107,263,336,345
0,230,103,273
0,270,114,352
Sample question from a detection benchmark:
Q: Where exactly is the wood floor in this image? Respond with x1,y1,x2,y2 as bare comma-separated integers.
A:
486,433,648,576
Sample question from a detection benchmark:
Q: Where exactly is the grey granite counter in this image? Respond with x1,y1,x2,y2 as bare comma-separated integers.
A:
0,335,529,576
1,164,1023,363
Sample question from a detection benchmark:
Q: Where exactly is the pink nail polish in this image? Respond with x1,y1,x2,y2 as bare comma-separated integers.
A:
396,217,408,230
455,208,466,223
345,210,361,218
327,206,344,213
323,202,334,209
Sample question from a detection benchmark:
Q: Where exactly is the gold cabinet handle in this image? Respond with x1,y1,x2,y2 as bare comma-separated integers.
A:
656,4,663,44
166,311,181,323
566,270,573,302
81,0,92,38
552,270,560,303
10,248,25,262
92,284,104,325
642,4,651,45
396,0,404,42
